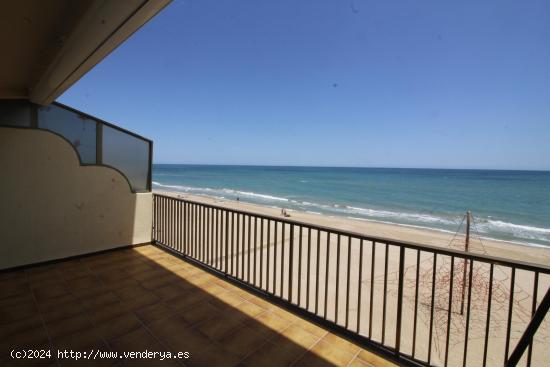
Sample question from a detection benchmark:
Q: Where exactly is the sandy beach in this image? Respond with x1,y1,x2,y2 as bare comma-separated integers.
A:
155,190,550,367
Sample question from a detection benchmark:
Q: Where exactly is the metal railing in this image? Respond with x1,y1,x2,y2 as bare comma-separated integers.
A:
152,193,550,367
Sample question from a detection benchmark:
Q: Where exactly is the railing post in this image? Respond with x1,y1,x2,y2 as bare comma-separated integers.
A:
289,224,294,303
395,246,405,354
506,287,550,367
225,211,229,275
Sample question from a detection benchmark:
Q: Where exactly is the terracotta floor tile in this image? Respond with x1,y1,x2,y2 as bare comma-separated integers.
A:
200,281,229,296
95,313,142,341
33,283,71,301
241,339,306,367
114,284,149,301
211,291,246,308
67,275,102,291
295,340,355,367
238,300,265,317
0,279,30,299
0,301,39,324
166,290,207,312
177,300,220,326
41,304,86,324
245,311,291,338
357,350,398,367
218,325,269,359
274,324,320,349
292,318,328,338
88,302,127,324
321,332,360,355
0,292,34,308
120,292,160,312
0,245,394,367
152,323,211,355
195,313,245,341
349,357,375,367
135,301,175,325
0,314,44,339
147,314,192,342
140,274,179,290
186,342,241,367
109,327,166,352
45,312,93,338
153,283,188,301
80,291,120,309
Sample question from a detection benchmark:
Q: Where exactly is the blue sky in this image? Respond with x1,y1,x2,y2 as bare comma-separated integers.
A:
59,0,550,170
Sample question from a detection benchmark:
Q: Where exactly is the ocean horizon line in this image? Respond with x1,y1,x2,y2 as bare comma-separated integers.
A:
152,163,550,173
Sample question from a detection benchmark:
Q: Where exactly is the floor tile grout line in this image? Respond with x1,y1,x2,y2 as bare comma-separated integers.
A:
91,251,190,367
346,349,362,367
26,266,65,367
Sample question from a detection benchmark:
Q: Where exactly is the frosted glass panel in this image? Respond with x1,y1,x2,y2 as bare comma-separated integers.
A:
102,125,149,191
38,105,97,164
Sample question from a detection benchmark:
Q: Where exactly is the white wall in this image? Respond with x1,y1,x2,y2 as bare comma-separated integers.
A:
0,127,152,269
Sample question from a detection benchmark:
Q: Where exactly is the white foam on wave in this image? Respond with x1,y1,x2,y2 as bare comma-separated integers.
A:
154,181,288,202
343,205,457,226
474,219,550,243
487,220,550,234
221,189,288,202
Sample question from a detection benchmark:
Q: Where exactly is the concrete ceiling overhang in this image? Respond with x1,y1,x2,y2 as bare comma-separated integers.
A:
0,0,171,105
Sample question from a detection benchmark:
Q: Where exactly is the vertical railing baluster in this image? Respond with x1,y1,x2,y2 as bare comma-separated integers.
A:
483,264,494,367
324,232,331,319
289,224,294,303
527,271,539,367
225,211,229,274
345,236,352,329
307,227,311,311
428,253,438,364
280,222,285,298
248,215,251,283
369,241,375,339
315,230,321,315
412,249,420,359
260,218,264,289
231,212,235,276
335,234,341,324
463,259,474,367
273,221,278,294
444,257,455,367
356,239,363,334
395,246,405,354
267,220,271,293
254,216,257,286
504,267,516,363
298,226,302,306
382,243,389,345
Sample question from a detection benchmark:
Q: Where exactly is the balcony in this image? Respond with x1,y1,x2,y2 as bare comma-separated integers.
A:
152,194,550,367
0,244,396,367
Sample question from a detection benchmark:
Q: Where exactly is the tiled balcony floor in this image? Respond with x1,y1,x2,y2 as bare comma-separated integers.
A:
0,245,396,367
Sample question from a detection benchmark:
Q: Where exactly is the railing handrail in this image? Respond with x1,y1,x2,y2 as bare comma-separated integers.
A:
152,193,550,274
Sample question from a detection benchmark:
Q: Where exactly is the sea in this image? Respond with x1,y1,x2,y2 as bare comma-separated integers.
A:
152,165,550,248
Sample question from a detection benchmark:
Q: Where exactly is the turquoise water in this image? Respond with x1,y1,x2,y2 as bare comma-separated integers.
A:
153,165,550,248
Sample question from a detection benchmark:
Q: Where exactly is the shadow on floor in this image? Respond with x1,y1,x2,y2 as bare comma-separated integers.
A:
0,245,390,367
